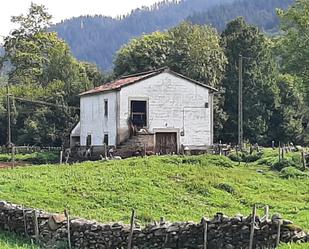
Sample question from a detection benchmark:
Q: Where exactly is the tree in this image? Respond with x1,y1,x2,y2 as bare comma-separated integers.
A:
221,17,279,145
82,62,113,87
114,23,227,88
276,0,309,144
168,22,227,88
269,74,304,143
114,22,228,138
0,3,92,146
277,0,309,98
114,32,172,76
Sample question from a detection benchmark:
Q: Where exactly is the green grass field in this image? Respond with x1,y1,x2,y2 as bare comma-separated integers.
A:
0,153,308,248
0,233,38,249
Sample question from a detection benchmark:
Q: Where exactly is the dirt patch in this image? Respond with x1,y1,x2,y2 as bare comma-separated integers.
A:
0,162,28,169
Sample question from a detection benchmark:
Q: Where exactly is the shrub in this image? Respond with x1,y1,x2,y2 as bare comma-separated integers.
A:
0,152,59,164
228,153,241,162
228,151,263,163
201,155,234,168
182,157,201,165
161,155,233,168
272,159,297,171
280,167,308,179
217,183,235,194
257,156,278,166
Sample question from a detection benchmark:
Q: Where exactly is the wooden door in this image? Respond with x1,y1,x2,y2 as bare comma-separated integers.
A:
155,133,177,155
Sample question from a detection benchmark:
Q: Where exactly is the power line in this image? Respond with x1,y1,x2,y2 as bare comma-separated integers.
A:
12,96,80,110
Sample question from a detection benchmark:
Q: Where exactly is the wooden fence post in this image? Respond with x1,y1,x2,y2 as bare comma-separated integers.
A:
11,146,15,169
103,143,107,158
65,150,70,164
276,219,282,247
264,205,269,221
59,151,63,164
33,210,39,244
23,207,29,238
249,204,257,249
127,209,136,249
301,150,307,171
64,210,72,249
201,217,208,249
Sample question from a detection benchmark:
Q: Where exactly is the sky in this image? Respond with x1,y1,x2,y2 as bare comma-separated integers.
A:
0,0,161,38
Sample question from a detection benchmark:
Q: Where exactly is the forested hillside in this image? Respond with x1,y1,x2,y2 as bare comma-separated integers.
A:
52,0,235,70
187,0,294,32
53,0,294,70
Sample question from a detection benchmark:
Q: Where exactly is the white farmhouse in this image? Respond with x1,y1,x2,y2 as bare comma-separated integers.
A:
71,68,217,156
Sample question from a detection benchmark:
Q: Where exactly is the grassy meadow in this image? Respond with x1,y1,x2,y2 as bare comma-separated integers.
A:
0,151,307,248
0,233,38,249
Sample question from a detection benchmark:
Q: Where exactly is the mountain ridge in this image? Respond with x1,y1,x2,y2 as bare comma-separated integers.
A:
52,0,235,70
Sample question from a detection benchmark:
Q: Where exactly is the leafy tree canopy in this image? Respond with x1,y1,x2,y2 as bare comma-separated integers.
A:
221,17,279,144
0,3,105,146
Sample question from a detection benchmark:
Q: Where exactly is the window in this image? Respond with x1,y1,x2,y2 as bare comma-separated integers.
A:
131,100,147,128
86,134,92,147
103,133,109,145
104,99,108,117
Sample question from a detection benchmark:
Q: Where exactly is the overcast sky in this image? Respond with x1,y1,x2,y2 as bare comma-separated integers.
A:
0,0,161,38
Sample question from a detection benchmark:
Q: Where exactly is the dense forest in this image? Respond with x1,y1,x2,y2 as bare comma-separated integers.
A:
0,0,308,147
187,0,294,32
52,0,235,70
52,0,294,70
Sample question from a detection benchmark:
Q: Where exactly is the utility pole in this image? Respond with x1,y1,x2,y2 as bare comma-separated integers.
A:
238,54,243,150
6,83,12,147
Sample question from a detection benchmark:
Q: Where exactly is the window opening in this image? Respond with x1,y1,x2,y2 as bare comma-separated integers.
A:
131,101,147,128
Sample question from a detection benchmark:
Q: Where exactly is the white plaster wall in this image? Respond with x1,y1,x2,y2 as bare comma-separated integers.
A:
80,92,117,146
119,72,212,146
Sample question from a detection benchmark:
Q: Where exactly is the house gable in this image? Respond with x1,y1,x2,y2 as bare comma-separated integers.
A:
79,68,217,96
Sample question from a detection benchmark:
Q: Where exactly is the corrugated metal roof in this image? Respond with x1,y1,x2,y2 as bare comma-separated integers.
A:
79,68,217,96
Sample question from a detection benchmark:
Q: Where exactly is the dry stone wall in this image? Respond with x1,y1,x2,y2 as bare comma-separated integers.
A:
0,201,307,249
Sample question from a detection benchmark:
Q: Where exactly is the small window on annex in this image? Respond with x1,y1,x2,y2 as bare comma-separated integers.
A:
104,99,108,117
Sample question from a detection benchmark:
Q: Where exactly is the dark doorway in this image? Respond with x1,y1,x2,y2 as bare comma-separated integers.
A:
131,100,147,128
155,133,177,155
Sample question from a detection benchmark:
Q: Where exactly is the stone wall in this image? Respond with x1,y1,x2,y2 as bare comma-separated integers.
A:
0,201,307,249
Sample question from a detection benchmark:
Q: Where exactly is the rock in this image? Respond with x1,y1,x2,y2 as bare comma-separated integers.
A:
283,219,293,225
48,214,66,231
224,244,235,249
271,214,282,222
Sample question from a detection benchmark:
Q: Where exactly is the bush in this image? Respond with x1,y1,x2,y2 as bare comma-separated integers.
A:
257,156,278,166
161,155,234,168
280,167,308,179
201,155,234,168
272,159,297,171
24,152,59,164
217,183,235,194
182,157,202,165
228,151,263,163
0,152,59,164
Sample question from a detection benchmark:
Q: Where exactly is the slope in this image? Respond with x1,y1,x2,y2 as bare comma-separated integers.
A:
0,155,307,229
52,0,235,70
187,0,294,32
